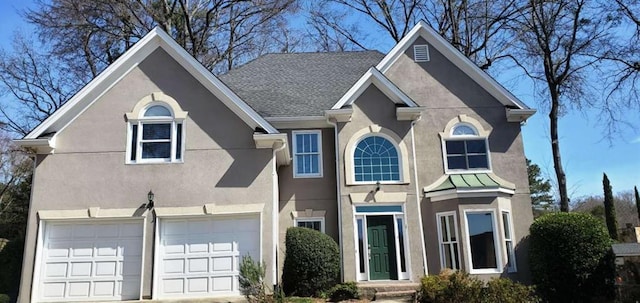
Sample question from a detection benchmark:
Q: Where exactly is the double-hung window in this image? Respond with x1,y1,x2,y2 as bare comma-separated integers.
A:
129,104,184,163
465,210,501,273
292,130,322,178
502,211,517,272
437,212,460,270
444,124,489,171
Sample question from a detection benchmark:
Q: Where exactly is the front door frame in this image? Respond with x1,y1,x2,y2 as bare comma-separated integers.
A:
353,204,410,281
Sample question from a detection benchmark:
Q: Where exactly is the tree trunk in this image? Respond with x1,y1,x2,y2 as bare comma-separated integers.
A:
550,93,569,212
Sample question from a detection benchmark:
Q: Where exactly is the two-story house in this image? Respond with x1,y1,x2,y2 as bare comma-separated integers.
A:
15,21,535,302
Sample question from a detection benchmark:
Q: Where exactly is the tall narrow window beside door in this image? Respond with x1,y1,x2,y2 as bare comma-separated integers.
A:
292,130,322,178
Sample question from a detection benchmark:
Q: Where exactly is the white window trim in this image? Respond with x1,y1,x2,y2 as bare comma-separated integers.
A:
292,130,323,178
463,209,503,274
126,101,186,164
440,116,493,174
501,209,517,273
436,211,461,271
351,133,405,185
294,217,325,233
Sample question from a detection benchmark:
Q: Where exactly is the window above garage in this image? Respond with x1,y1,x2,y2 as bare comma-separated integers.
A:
125,92,188,164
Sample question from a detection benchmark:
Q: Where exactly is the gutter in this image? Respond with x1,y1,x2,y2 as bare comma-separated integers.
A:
272,140,287,288
411,118,428,276
327,118,344,281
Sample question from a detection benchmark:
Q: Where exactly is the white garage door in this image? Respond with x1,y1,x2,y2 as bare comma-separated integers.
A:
38,220,143,302
157,216,260,298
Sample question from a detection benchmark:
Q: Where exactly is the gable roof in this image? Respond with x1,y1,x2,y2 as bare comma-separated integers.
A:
21,27,278,141
219,51,384,117
377,21,534,112
331,67,418,109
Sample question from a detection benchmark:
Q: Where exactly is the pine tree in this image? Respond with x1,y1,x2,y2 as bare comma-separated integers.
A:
603,173,618,240
527,159,554,209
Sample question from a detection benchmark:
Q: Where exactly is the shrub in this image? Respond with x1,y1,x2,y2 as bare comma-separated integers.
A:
418,270,539,303
529,212,615,303
418,270,483,303
0,294,8,303
484,278,539,303
239,255,267,303
282,227,340,297
328,282,359,302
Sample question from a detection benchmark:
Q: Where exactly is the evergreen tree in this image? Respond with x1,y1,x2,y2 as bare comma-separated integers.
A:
603,173,618,240
527,159,554,209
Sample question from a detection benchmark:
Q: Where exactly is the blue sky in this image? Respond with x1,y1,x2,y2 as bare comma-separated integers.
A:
1,1,638,200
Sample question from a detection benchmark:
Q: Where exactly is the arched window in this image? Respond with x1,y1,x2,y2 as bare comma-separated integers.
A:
353,136,400,182
444,122,489,171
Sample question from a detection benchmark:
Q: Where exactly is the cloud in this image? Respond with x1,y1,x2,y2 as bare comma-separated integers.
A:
632,137,640,144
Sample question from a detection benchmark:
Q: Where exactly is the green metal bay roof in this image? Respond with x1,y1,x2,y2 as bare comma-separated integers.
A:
426,173,515,193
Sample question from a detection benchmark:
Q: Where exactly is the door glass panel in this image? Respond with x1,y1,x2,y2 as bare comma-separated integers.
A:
396,218,406,272
357,218,365,274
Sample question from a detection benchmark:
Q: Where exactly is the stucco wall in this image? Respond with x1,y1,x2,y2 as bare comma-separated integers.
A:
277,128,338,279
385,37,534,281
18,48,276,302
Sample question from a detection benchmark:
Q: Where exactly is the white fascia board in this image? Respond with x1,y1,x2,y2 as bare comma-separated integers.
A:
265,116,331,129
424,187,515,202
376,20,532,111
13,137,55,154
154,29,278,134
331,67,417,109
25,27,278,140
506,108,537,122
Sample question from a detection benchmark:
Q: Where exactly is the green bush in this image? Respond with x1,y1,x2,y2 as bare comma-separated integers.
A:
282,227,340,297
0,294,9,303
418,270,483,303
418,270,539,303
484,278,539,303
239,255,267,303
328,282,359,301
529,212,615,303
0,237,24,301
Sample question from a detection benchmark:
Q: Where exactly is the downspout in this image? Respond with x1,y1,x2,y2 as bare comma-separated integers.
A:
327,118,344,281
272,140,287,288
411,117,428,276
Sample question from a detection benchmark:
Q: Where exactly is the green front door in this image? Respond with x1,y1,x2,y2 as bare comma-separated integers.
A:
367,215,397,280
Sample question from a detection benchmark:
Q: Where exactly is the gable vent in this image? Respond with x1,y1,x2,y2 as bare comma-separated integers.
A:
413,44,430,62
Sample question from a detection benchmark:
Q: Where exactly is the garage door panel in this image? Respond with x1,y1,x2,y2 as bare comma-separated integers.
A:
158,216,259,298
39,220,143,302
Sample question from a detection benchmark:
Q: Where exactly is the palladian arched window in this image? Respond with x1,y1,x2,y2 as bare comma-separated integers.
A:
353,136,400,182
444,123,489,171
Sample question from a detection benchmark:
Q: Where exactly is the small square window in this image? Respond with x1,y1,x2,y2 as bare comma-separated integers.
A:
292,130,323,178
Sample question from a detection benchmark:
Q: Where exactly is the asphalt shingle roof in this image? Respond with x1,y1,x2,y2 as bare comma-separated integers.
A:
219,51,385,117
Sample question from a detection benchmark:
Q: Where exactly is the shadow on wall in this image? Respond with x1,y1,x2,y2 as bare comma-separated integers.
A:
503,235,531,284
139,49,271,188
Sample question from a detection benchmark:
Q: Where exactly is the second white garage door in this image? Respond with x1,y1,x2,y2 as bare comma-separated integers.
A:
156,215,260,298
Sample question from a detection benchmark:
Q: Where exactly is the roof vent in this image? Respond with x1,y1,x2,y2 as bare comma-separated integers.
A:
413,44,430,62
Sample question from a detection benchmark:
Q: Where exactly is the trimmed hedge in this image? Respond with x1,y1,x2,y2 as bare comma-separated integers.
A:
529,212,615,303
0,237,24,301
282,227,340,297
327,282,359,301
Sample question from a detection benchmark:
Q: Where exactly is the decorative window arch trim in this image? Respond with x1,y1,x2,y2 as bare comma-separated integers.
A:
125,92,188,121
440,115,492,173
344,125,410,185
439,114,490,139
125,92,188,164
